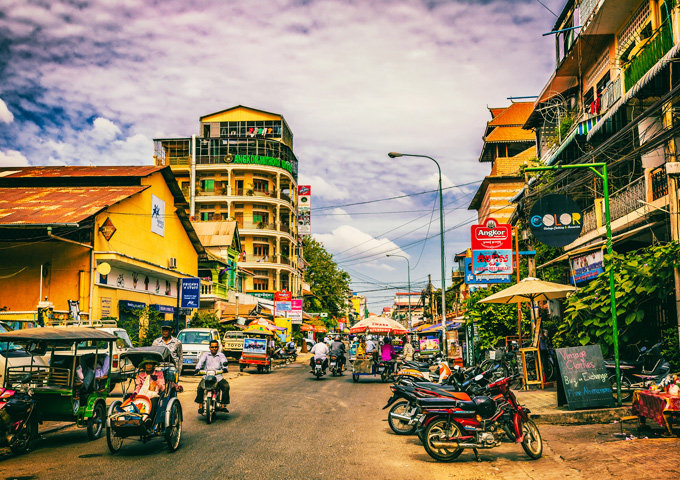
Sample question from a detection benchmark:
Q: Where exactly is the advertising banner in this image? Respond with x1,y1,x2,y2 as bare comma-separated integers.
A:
569,250,604,285
274,317,292,342
529,194,583,247
275,301,292,316
151,194,165,237
464,258,511,284
243,337,267,355
276,290,292,302
471,219,513,275
180,277,201,308
298,211,311,235
419,335,440,354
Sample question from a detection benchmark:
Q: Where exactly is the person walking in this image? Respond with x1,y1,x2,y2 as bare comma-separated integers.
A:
152,321,183,371
403,336,415,361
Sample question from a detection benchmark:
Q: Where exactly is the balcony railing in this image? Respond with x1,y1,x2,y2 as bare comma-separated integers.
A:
623,21,674,92
601,76,622,112
201,281,229,300
651,165,668,201
581,177,646,234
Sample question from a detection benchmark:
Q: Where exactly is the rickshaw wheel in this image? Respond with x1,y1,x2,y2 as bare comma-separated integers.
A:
257,365,263,374
87,402,106,440
352,374,359,383
106,426,123,453
240,365,245,372
165,401,182,452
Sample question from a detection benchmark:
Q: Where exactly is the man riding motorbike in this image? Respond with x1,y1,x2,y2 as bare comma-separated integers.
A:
309,337,329,374
195,340,230,414
330,335,347,372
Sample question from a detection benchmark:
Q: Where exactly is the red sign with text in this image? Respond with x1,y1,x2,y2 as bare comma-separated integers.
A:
471,219,512,250
276,290,292,302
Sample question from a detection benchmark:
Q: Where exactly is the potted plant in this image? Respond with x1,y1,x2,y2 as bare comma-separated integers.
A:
246,183,254,196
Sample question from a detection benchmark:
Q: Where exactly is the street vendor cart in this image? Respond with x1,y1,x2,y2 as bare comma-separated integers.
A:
239,326,273,374
349,316,408,383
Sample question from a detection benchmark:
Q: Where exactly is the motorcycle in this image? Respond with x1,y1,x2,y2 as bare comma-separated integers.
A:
605,342,670,402
329,355,343,376
273,347,297,363
0,380,38,454
395,356,451,384
197,369,227,424
417,375,542,462
312,357,326,379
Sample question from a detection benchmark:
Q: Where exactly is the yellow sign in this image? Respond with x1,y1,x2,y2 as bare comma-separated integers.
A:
274,317,292,342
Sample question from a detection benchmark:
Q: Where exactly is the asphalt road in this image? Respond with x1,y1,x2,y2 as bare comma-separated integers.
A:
1,357,678,479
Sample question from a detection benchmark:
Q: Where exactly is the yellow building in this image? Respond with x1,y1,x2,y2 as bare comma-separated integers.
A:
0,166,203,327
154,105,302,301
469,102,536,224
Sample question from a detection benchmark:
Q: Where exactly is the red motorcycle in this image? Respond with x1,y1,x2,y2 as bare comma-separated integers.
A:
416,375,542,462
0,385,38,454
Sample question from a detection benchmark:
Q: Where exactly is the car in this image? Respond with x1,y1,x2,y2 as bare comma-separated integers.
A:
0,321,47,386
223,331,245,360
177,328,221,374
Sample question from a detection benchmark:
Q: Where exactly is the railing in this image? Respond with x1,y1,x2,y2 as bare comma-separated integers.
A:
579,0,601,26
651,165,668,200
238,221,276,231
601,76,622,112
582,207,598,233
280,223,291,234
242,255,276,264
580,177,646,235
623,21,674,91
201,281,229,299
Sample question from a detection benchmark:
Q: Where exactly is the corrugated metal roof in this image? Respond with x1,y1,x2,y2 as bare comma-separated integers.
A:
0,186,147,225
0,166,162,178
193,221,237,246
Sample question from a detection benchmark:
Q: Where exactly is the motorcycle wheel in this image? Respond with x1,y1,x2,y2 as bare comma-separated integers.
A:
87,402,106,440
205,398,213,424
543,360,555,381
106,425,123,453
352,374,359,383
9,418,37,455
608,374,633,402
423,418,464,462
388,401,417,435
165,401,182,452
521,419,543,459
240,365,245,372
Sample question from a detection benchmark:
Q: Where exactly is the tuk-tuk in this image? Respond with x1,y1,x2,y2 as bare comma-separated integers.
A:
105,346,182,453
239,329,272,374
0,327,118,447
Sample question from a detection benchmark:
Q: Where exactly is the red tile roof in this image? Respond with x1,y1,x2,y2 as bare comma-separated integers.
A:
0,166,162,178
488,102,534,127
0,186,148,225
484,126,535,143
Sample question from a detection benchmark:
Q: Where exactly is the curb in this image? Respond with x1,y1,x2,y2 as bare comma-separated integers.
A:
531,406,631,425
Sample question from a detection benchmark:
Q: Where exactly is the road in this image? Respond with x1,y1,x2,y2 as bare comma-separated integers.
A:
1,358,678,479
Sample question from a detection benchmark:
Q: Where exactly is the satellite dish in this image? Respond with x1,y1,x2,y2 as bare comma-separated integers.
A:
96,262,111,276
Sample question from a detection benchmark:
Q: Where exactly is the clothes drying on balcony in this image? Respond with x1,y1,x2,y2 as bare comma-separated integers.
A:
587,41,680,141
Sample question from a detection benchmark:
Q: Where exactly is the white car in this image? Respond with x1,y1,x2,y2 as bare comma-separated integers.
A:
177,328,221,374
0,321,47,385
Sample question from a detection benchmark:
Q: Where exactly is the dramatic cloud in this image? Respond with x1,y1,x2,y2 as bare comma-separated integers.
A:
0,0,565,307
0,150,29,166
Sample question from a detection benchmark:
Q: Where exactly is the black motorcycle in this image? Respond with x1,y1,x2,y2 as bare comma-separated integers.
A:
606,342,670,402
0,380,38,454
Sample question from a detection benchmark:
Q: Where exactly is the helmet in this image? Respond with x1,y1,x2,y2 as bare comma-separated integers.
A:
473,396,496,418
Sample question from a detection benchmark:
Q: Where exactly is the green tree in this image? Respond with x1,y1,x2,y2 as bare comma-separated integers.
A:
302,237,351,321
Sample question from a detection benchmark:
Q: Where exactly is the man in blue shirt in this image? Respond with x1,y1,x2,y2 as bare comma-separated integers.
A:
194,340,230,413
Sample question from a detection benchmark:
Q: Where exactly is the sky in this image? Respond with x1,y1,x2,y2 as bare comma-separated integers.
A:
0,0,566,312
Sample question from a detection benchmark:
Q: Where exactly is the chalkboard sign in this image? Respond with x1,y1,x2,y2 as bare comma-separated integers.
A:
555,345,613,410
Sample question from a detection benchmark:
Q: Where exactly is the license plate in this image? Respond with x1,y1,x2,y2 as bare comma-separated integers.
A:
183,359,193,364
379,367,385,372
331,362,336,367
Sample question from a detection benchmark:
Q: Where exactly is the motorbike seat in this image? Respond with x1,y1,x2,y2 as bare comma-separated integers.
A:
416,397,472,410
403,361,431,370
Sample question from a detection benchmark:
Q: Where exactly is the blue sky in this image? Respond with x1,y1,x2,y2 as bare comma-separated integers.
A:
0,0,566,310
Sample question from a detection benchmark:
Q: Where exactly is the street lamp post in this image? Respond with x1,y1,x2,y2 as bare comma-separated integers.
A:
388,152,447,359
387,254,411,331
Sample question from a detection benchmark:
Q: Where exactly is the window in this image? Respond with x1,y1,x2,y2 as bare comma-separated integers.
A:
200,212,214,221
253,179,269,193
233,171,245,177
233,203,244,208
253,212,269,224
253,279,269,291
200,179,214,192
253,244,269,256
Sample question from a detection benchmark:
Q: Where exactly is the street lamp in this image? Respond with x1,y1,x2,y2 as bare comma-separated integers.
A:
386,254,411,331
388,152,447,359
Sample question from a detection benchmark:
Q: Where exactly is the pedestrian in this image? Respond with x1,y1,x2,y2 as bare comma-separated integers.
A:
152,320,183,371
403,336,414,361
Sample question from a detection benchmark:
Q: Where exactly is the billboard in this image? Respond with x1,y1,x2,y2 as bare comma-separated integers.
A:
569,250,604,285
243,337,267,355
471,219,513,275
180,278,201,308
298,185,311,235
464,258,511,284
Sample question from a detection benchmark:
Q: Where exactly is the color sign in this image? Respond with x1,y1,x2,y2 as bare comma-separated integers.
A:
180,277,201,308
464,258,511,284
529,194,583,247
555,345,613,410
569,250,604,285
471,219,513,275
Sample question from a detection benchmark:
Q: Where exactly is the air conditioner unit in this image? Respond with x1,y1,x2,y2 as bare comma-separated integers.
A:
168,257,177,269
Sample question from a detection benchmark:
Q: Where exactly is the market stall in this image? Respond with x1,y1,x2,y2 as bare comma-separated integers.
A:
632,389,680,433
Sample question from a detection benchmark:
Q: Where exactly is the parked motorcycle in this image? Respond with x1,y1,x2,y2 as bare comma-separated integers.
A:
273,347,297,363
198,369,227,424
417,375,542,462
395,356,451,384
606,342,670,402
0,380,38,454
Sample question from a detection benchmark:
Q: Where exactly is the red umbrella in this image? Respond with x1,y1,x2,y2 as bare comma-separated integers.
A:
350,316,407,335
299,323,314,332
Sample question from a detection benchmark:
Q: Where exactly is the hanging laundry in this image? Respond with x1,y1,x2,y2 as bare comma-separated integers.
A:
595,94,602,114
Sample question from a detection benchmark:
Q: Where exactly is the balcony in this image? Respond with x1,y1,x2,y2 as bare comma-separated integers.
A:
581,176,646,235
600,76,622,112
237,221,277,231
623,22,674,92
201,281,229,301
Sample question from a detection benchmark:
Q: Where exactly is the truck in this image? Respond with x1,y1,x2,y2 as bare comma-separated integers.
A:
222,331,245,360
177,328,221,374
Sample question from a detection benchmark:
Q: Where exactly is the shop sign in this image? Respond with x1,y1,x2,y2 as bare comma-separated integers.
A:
100,297,112,317
151,304,176,314
464,258,511,284
569,250,604,285
99,217,117,241
249,292,275,300
232,154,292,174
98,266,177,297
529,194,583,247
151,194,165,237
180,277,201,308
276,290,292,302
471,219,513,275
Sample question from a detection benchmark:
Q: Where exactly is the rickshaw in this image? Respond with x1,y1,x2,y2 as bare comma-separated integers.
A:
239,327,273,374
0,327,117,448
105,346,182,453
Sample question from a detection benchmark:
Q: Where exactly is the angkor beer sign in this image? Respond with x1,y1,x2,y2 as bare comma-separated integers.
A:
471,218,513,275
529,194,583,247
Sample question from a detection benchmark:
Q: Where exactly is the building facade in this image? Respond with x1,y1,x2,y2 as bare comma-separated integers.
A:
154,105,303,300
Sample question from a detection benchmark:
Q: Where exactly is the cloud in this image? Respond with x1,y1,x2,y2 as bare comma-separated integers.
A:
0,150,29,166
314,224,409,264
298,174,350,201
0,99,13,124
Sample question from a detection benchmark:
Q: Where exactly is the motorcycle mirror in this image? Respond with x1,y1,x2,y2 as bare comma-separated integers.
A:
640,347,647,352
474,374,483,381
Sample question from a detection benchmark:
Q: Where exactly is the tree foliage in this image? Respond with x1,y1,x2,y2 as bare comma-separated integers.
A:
302,237,351,320
556,242,680,356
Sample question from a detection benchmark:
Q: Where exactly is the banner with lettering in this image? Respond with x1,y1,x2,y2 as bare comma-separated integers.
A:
555,345,613,410
471,218,513,275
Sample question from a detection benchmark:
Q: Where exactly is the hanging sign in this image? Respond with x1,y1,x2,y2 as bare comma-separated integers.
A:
529,194,583,247
464,258,511,284
471,218,513,275
569,250,604,285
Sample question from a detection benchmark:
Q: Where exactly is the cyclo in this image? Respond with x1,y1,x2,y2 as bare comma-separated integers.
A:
106,346,182,453
0,327,118,451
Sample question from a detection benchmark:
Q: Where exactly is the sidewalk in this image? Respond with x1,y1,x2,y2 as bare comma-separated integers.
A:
515,386,630,424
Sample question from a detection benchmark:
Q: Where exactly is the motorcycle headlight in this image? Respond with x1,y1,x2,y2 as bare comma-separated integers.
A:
207,370,216,376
